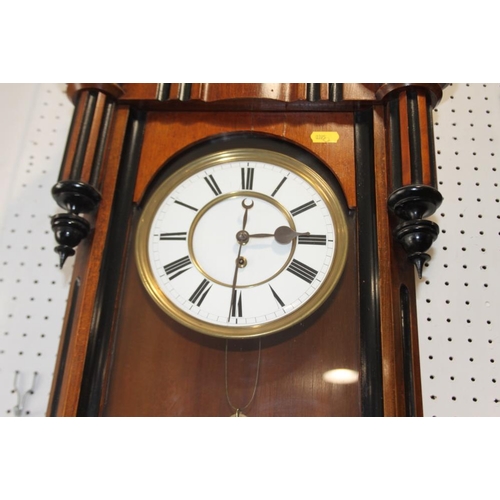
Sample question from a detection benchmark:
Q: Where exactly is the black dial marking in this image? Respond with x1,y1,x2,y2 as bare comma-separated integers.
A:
271,176,288,197
230,290,243,318
174,200,198,212
164,255,191,280
269,284,285,307
290,200,317,216
298,234,327,245
204,174,222,196
159,232,187,241
286,258,318,284
241,167,254,190
189,279,212,306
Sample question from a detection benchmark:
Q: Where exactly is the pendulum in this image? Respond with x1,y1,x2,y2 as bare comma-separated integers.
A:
225,339,261,417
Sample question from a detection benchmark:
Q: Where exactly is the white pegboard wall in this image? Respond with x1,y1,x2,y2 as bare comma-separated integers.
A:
0,84,74,416
0,83,498,417
417,83,500,416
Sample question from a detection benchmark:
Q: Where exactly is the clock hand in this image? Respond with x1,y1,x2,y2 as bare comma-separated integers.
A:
247,226,310,245
241,198,253,232
228,199,254,321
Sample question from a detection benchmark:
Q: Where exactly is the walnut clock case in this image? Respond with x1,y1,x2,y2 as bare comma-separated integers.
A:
48,83,446,417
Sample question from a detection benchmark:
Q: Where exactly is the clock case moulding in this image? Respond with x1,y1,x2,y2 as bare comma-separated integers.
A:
48,83,446,417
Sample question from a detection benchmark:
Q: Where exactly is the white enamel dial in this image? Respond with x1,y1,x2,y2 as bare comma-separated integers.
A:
135,149,347,338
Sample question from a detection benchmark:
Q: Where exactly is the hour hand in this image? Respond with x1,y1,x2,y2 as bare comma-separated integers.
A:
248,226,310,244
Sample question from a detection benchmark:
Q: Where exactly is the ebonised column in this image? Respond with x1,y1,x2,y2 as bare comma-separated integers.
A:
380,84,445,278
50,84,123,268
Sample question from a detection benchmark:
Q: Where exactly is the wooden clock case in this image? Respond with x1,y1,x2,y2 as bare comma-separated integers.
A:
48,83,445,417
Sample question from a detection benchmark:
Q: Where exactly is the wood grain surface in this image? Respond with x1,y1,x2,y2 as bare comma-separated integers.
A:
103,211,360,417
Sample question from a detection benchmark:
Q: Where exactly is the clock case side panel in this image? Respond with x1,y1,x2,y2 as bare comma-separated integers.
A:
76,109,147,416
47,106,145,416
354,108,384,416
374,103,424,417
354,104,424,417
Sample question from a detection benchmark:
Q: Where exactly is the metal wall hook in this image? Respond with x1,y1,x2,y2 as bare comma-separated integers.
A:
12,371,38,417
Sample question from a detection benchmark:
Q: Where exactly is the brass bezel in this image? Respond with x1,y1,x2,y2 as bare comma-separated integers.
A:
135,148,348,338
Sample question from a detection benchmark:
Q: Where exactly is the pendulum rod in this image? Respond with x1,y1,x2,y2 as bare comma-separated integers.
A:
225,339,262,417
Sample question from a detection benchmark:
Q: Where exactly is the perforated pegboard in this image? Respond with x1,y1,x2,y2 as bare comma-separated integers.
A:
0,83,74,416
0,83,498,416
416,83,500,416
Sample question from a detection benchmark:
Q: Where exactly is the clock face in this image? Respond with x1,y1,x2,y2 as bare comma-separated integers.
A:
135,148,347,338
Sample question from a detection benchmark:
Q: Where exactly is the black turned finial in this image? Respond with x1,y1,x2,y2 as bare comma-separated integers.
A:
51,213,91,268
388,185,443,221
388,185,443,279
52,180,101,214
50,181,101,268
392,219,440,279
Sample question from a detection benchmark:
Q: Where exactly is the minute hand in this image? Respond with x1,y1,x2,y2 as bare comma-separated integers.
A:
248,226,310,245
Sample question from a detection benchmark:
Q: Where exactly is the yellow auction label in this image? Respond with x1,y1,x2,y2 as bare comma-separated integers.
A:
310,131,339,144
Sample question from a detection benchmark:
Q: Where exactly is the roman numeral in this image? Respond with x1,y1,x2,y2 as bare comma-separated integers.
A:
204,174,222,196
271,176,287,197
189,279,212,306
230,289,243,318
290,200,317,216
159,232,187,241
163,255,191,280
241,167,254,190
298,234,327,245
269,284,285,307
286,259,318,284
174,200,198,212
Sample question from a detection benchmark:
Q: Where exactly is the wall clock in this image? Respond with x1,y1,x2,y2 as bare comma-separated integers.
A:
135,147,348,339
47,83,446,417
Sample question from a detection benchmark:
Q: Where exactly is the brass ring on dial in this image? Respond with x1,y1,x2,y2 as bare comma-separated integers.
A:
187,191,297,288
135,148,348,338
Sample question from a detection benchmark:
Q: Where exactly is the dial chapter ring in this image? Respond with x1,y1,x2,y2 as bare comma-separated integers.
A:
187,191,297,289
